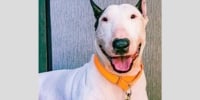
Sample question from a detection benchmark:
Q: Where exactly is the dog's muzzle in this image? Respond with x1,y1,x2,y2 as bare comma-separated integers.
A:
100,41,141,73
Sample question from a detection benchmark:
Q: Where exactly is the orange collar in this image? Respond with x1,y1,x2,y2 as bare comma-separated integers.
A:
94,54,143,91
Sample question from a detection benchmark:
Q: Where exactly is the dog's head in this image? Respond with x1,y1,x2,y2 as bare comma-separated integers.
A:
90,0,148,75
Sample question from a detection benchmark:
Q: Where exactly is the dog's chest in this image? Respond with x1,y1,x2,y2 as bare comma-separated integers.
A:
84,64,147,100
39,57,148,100
82,79,147,100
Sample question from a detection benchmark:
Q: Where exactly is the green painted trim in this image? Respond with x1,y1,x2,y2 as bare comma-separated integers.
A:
39,0,48,73
46,0,53,71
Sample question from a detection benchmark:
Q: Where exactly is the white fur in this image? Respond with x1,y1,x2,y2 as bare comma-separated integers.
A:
95,4,148,76
39,2,149,100
96,4,148,57
39,55,148,100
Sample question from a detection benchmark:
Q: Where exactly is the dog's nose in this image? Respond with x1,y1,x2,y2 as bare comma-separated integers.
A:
112,38,130,55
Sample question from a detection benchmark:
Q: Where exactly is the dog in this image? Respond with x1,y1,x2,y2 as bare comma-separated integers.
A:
39,0,149,100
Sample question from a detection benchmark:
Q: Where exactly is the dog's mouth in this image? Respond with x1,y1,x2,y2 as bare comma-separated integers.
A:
100,43,141,73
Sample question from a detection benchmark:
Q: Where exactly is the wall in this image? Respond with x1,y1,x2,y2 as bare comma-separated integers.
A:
50,0,161,100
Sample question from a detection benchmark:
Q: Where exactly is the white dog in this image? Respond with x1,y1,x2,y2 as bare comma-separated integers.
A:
39,0,149,100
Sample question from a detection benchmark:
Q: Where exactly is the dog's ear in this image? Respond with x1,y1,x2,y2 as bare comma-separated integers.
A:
136,0,147,17
90,0,103,19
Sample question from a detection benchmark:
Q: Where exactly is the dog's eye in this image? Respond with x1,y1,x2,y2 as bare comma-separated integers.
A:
130,14,136,19
102,17,108,22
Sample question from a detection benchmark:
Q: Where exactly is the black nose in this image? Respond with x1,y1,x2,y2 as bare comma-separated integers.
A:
112,38,130,55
